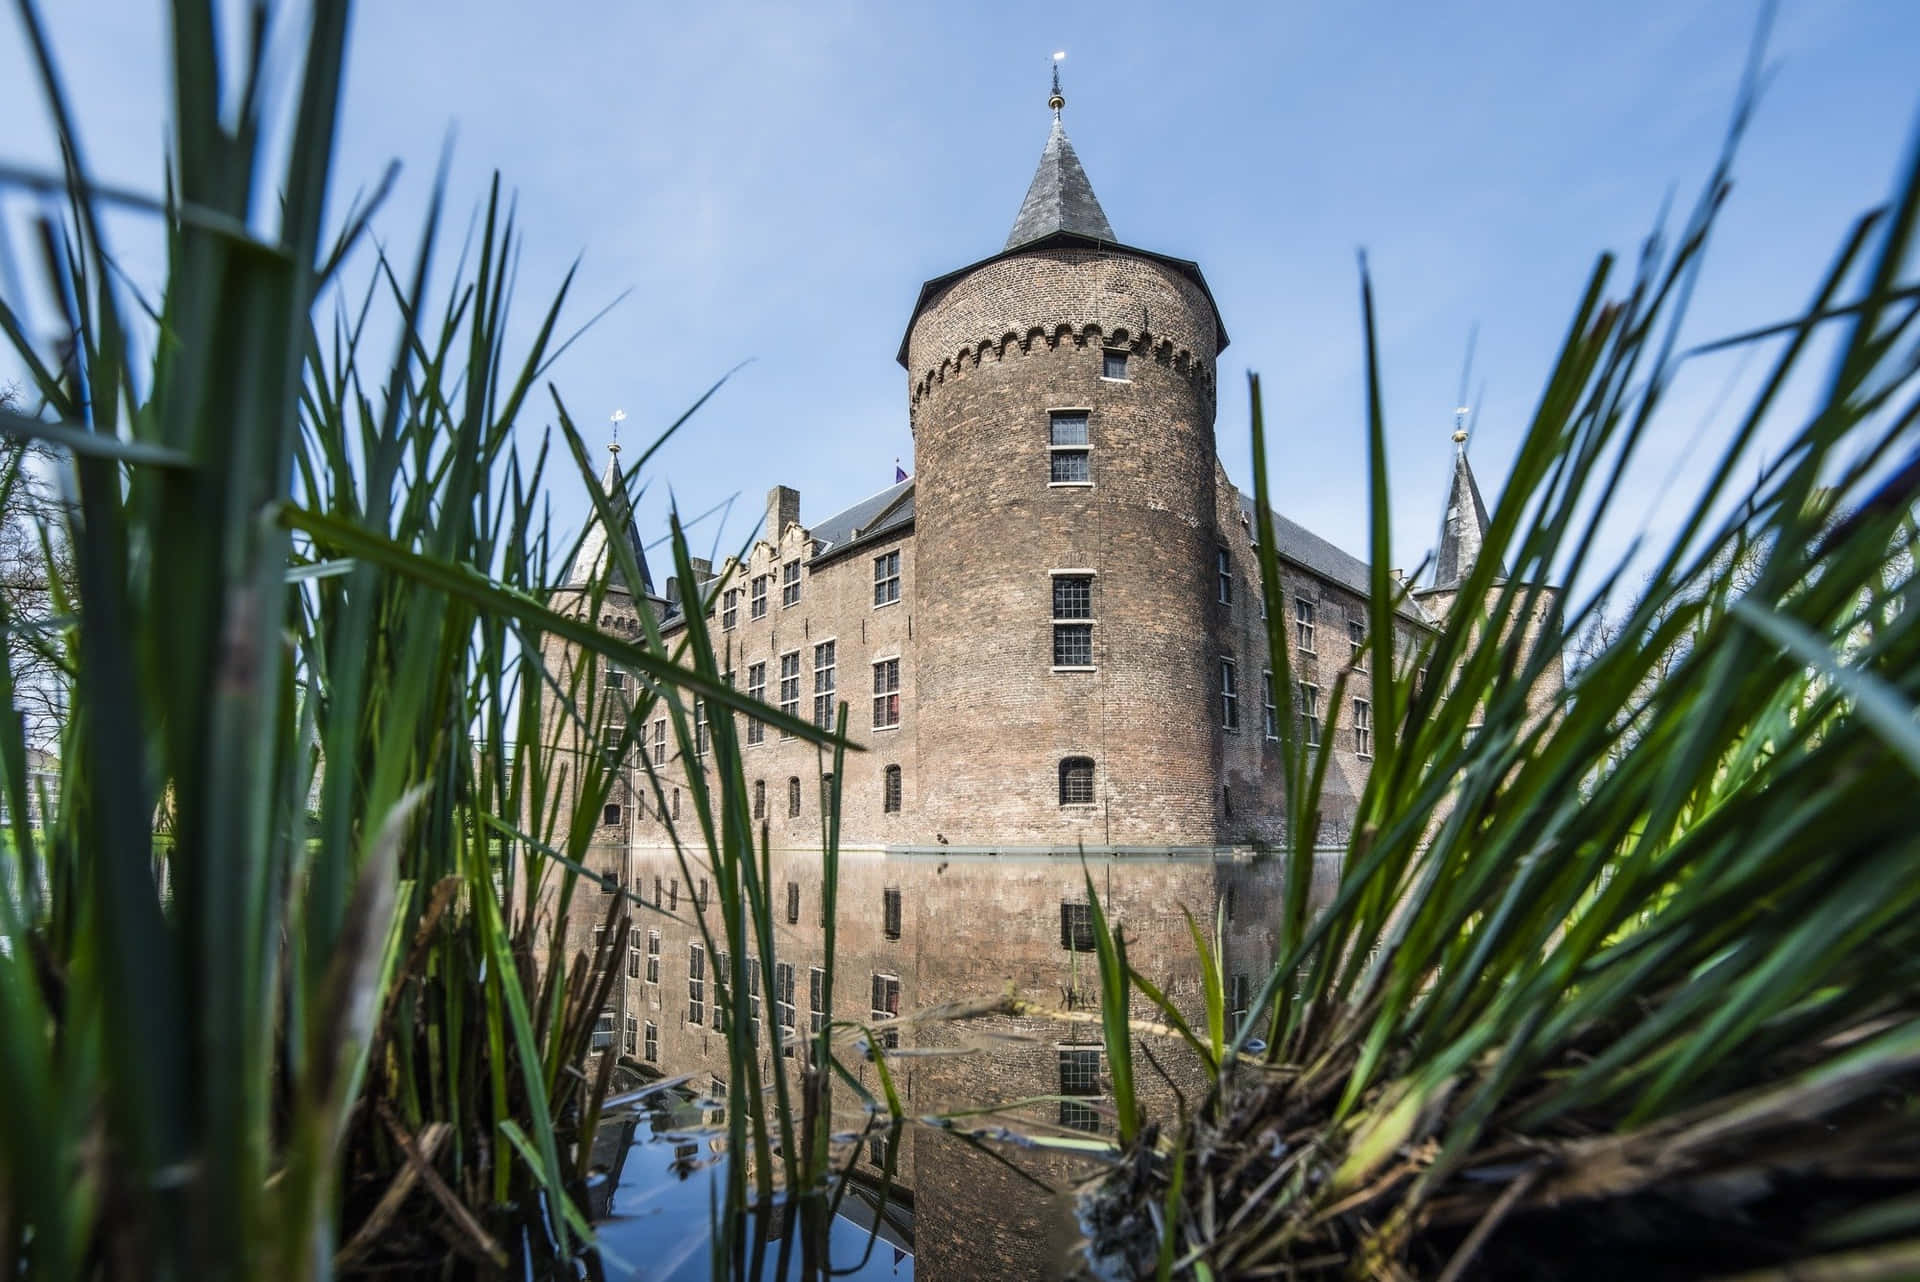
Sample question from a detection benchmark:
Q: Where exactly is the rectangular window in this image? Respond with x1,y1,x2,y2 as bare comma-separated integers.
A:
605,666,625,691
624,1014,638,1056
781,560,802,608
722,588,739,630
694,699,708,757
1354,698,1372,758
872,658,900,728
1232,973,1251,1025
787,880,800,924
627,936,641,980
810,966,828,1036
1221,657,1239,731
1262,670,1278,740
871,974,901,1050
1295,597,1317,652
750,574,769,619
1299,682,1321,747
788,776,801,817
1052,574,1094,668
644,1020,658,1063
1060,902,1096,952
653,875,662,907
1349,617,1366,666
747,957,763,1047
698,878,710,910
1217,547,1232,605
714,952,730,1031
883,887,902,940
669,879,678,912
652,719,666,765
813,641,837,728
688,944,706,1025
646,929,660,984
746,662,766,745
873,550,901,606
775,962,796,1058
1059,1048,1101,1132
602,802,622,827
778,651,801,736
1101,348,1128,380
753,779,766,818
1049,411,1091,484
883,764,902,814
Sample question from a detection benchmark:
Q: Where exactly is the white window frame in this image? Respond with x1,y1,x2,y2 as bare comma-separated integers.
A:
1354,697,1373,758
871,656,901,729
1299,681,1321,747
1047,409,1093,487
778,651,801,739
1349,616,1367,668
745,661,766,745
1051,570,1096,671
812,639,837,729
1217,547,1233,605
721,587,739,631
780,560,802,608
1262,669,1278,741
1295,596,1317,652
1221,657,1240,731
873,549,901,607
750,573,768,619
646,929,660,985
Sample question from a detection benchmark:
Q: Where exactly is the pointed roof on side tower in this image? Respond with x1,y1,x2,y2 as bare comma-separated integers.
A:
566,444,655,595
1005,115,1116,249
1432,430,1502,589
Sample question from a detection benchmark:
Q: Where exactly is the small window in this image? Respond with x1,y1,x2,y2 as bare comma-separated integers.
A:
1349,617,1366,667
786,880,800,924
813,641,837,729
781,560,802,608
598,865,618,895
1060,901,1096,951
873,550,901,606
644,1020,658,1063
821,773,837,819
1295,597,1317,652
1217,547,1232,605
883,887,903,940
872,659,901,728
1299,682,1321,747
1053,574,1094,668
602,802,622,827
1354,698,1373,758
749,779,763,819
669,879,679,911
721,588,739,631
871,973,901,1050
750,574,769,619
883,764,902,814
1262,670,1278,740
746,662,767,745
653,875,662,907
1049,412,1091,484
672,788,681,820
698,878,709,910
605,666,626,691
1058,756,1095,806
1058,1048,1101,1131
1101,348,1128,380
788,776,801,818
1221,658,1240,731
1223,784,1232,817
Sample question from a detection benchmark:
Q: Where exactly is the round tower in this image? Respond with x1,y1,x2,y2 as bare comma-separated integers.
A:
901,87,1229,848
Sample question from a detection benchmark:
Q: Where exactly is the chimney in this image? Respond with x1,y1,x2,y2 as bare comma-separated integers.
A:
766,485,801,543
688,557,713,586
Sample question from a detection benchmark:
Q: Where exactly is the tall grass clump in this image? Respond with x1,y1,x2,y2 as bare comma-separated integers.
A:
0,3,848,1278
1078,44,1920,1282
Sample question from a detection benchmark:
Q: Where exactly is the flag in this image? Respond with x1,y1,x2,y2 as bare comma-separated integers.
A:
894,459,909,484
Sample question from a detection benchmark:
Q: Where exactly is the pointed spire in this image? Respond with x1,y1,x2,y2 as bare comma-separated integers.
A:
567,434,655,595
1005,54,1115,250
1432,429,1502,589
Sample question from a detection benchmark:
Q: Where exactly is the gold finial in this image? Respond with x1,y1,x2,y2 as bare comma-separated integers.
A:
1452,427,1469,445
1049,51,1066,114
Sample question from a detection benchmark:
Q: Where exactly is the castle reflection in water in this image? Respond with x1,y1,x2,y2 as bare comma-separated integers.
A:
585,847,1340,1281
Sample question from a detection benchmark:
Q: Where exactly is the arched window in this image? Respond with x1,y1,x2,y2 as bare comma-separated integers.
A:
753,779,766,820
788,777,802,818
883,765,902,813
1059,757,1095,806
821,773,837,818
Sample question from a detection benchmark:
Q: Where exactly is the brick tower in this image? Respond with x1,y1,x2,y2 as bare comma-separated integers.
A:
901,74,1231,847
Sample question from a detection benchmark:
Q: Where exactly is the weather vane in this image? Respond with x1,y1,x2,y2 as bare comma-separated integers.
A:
1050,51,1066,115
609,408,626,454
1452,326,1477,448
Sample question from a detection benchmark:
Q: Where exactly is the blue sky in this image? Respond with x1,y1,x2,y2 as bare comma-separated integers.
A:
2,1,1916,595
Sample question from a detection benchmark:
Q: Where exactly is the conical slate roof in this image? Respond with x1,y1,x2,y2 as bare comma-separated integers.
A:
1432,436,1502,589
566,447,655,594
1005,116,1115,250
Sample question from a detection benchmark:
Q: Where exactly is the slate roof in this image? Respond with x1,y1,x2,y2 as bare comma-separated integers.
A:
806,478,915,564
1005,117,1116,250
1239,494,1435,626
566,448,655,595
1431,441,1502,589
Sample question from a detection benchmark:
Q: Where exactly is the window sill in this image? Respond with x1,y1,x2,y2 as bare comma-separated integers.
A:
1098,376,1130,383
873,598,900,610
871,723,901,733
1049,481,1094,489
1051,665,1097,673
1059,803,1099,811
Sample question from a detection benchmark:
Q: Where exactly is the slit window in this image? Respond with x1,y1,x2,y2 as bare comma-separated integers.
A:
883,764,902,814
1053,574,1094,668
873,550,901,606
786,880,800,924
1049,411,1091,484
788,776,801,818
883,888,902,940
753,779,765,819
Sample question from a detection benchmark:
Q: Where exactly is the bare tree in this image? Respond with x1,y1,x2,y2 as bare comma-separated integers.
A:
0,382,74,751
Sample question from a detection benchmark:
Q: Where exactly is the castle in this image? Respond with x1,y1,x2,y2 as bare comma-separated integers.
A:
540,80,1557,1279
